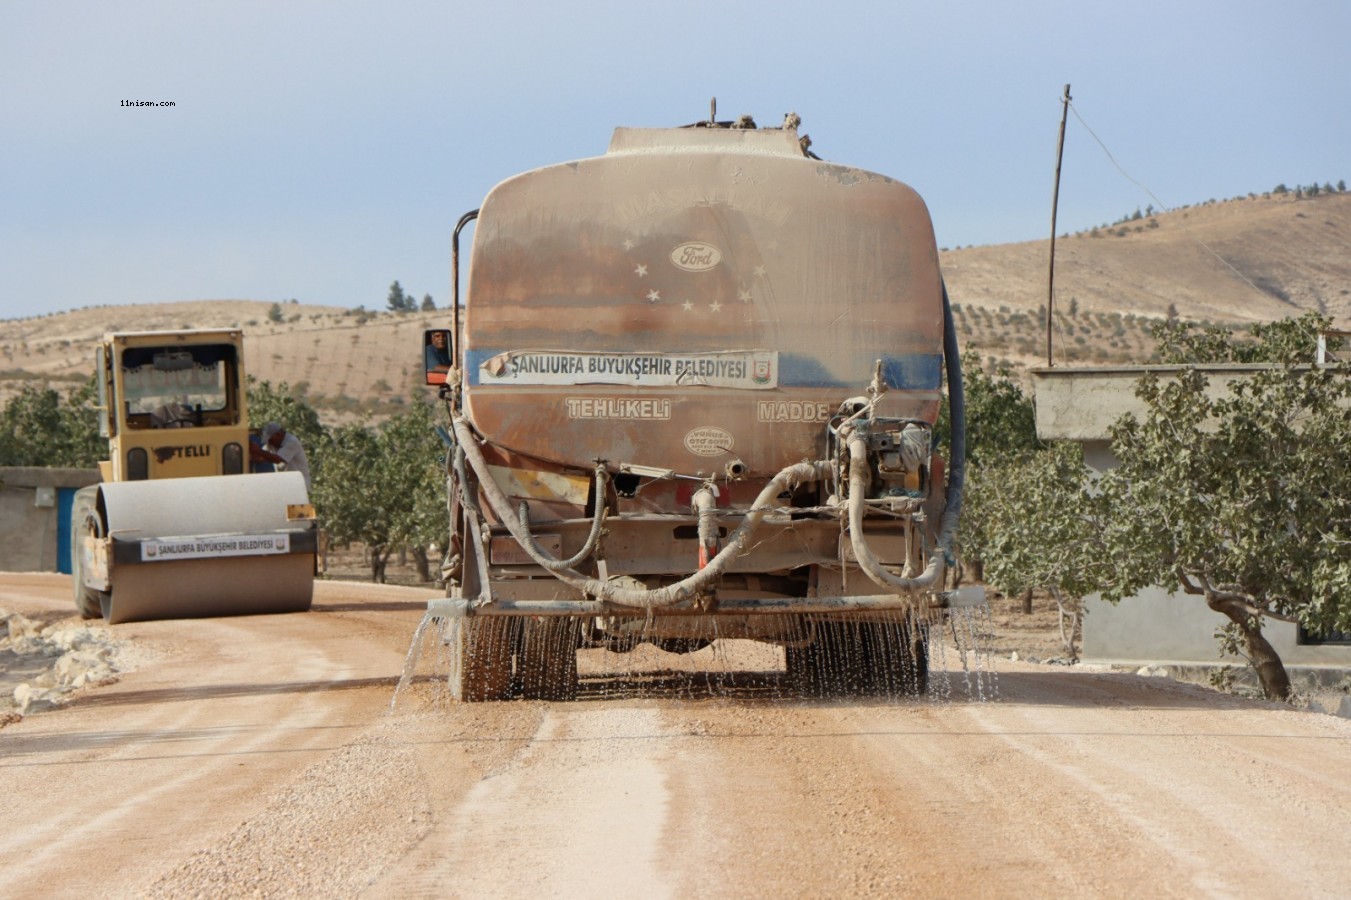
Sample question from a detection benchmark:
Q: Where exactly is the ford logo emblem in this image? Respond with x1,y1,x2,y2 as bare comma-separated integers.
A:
670,242,722,272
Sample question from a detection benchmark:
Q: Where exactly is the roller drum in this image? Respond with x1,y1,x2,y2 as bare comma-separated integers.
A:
98,471,316,624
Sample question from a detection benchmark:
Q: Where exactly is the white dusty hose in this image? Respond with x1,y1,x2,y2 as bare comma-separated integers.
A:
844,427,945,594
452,414,831,609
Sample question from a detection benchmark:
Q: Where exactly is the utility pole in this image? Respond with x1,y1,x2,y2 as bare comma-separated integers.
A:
1046,84,1071,367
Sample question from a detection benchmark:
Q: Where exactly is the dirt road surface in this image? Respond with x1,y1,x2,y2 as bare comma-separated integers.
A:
4,571,1351,899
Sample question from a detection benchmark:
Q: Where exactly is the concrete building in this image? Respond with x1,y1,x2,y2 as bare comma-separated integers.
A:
1029,365,1351,673
0,467,100,574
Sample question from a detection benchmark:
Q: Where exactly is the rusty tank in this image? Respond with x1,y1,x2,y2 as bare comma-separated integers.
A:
422,110,979,700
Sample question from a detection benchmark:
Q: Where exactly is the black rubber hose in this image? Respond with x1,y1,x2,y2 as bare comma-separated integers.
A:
938,280,965,557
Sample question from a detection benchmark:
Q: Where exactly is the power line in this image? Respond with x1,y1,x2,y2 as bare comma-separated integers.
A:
1067,101,1270,302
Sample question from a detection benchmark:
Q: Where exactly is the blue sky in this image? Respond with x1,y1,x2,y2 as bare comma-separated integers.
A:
2,0,1347,320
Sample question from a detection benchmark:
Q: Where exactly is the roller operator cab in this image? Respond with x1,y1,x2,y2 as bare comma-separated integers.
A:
424,114,981,700
71,330,318,624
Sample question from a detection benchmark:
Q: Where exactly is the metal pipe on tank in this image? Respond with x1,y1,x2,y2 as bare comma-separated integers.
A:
691,484,719,569
451,209,478,382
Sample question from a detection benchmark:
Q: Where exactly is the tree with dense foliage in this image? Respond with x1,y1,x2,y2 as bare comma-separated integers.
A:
378,397,451,581
938,351,1040,468
386,280,416,313
964,443,1104,659
310,398,447,582
1096,316,1351,699
0,379,103,468
939,352,1043,590
247,379,328,465
311,423,387,579
962,314,1351,685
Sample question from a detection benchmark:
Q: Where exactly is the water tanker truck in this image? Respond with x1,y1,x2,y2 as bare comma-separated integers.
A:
423,110,980,700
71,329,318,623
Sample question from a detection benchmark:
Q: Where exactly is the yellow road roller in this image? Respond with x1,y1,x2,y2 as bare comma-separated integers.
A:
71,330,317,624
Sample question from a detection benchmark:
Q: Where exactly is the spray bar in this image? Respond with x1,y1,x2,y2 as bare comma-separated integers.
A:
426,585,985,620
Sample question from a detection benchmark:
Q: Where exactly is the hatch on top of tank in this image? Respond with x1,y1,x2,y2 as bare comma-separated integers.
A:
607,124,807,158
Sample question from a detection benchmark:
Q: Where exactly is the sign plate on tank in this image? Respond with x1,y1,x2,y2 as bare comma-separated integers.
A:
684,426,734,457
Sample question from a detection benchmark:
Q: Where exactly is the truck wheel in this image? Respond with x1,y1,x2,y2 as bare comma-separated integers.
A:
863,620,929,696
519,618,580,701
784,640,825,697
831,621,876,695
785,620,872,697
448,617,516,702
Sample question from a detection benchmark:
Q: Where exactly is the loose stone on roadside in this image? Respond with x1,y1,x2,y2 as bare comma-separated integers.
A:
1,608,128,718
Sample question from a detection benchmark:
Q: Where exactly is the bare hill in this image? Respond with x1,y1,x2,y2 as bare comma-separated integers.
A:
945,191,1351,325
0,300,446,416
2,191,1347,412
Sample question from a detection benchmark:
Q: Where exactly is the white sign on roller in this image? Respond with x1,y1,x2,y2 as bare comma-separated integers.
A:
140,534,291,562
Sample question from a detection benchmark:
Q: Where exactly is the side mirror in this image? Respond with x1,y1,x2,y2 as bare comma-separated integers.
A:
423,329,454,385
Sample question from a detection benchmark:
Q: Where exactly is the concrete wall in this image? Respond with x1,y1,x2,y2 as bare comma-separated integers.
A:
1083,588,1351,667
0,467,100,573
1030,366,1351,668
1030,363,1290,441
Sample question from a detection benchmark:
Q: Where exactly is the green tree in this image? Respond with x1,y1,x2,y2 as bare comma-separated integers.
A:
937,352,1041,585
247,380,328,456
387,280,414,313
267,302,284,323
309,399,447,583
379,397,450,581
964,443,1105,658
1153,315,1327,366
1097,314,1351,700
939,352,1040,468
420,294,436,312
313,423,390,579
0,379,103,468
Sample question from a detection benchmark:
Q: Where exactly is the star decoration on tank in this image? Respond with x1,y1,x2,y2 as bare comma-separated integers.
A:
618,233,764,316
